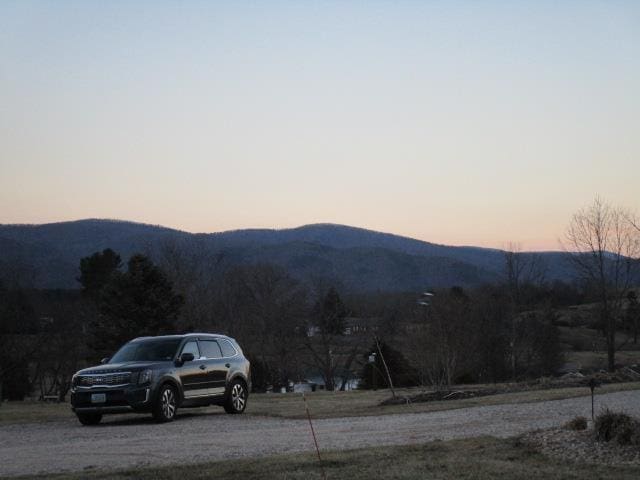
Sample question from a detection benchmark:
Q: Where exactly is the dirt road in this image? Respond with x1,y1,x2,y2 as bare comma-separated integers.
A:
1,390,639,477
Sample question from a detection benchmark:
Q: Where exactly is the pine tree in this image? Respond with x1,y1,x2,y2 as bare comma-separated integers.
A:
91,254,183,355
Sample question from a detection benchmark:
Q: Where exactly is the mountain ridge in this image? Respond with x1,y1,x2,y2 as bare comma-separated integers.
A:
1,218,560,253
0,219,572,292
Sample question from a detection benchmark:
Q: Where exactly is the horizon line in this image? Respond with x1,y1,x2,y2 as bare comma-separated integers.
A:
0,216,565,254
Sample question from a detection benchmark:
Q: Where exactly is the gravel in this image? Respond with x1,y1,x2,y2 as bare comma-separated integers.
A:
1,390,639,477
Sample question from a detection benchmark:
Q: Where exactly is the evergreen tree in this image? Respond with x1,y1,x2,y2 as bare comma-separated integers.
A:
314,287,347,335
92,254,183,355
304,287,350,390
78,249,122,298
0,282,38,400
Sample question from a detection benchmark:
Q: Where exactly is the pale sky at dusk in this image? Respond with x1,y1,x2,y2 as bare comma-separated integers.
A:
1,1,638,250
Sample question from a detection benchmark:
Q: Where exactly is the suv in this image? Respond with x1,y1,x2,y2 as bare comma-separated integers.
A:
70,333,251,425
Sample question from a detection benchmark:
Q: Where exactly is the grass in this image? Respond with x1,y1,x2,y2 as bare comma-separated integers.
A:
13,436,640,480
566,351,640,371
240,382,640,419
2,381,640,425
0,400,72,425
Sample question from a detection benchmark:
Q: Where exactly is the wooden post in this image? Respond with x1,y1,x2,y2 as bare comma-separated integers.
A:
375,335,396,399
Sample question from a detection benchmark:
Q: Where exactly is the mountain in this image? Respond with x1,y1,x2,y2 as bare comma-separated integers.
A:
0,219,573,292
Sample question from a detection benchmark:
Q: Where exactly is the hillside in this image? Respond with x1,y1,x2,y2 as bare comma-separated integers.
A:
0,219,573,292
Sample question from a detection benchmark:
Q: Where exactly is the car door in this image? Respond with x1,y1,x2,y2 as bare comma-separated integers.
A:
177,340,209,398
198,339,229,396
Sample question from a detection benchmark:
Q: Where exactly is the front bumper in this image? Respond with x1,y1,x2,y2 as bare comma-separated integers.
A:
70,386,152,414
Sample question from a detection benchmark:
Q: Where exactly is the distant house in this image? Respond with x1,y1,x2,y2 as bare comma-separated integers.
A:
298,376,360,392
292,380,317,393
344,316,381,335
306,325,321,337
306,317,382,337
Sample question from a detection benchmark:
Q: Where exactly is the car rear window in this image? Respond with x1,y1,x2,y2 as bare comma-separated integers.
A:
199,340,222,359
219,339,237,357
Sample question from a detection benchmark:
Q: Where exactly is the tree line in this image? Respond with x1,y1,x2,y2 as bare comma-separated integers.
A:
1,196,639,400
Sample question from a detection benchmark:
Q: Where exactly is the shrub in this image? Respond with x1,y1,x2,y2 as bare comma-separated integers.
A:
594,409,640,446
359,341,417,389
564,416,588,431
1,363,32,400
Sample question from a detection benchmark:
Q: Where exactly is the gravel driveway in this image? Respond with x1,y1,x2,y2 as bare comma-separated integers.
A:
1,390,639,477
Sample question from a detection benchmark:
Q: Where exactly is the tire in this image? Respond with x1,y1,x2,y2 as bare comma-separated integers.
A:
76,412,102,426
224,379,248,414
153,384,178,422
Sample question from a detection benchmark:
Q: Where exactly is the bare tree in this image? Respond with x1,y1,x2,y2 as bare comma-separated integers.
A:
564,197,640,371
303,287,362,391
503,243,547,379
0,284,42,401
432,288,474,387
216,265,308,389
404,288,472,388
30,293,92,401
401,317,431,386
627,212,640,237
503,243,547,303
624,291,640,344
155,238,225,331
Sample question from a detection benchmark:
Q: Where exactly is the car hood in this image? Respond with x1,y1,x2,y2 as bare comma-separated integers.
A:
75,361,171,374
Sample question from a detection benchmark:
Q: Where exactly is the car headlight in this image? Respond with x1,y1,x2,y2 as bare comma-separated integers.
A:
138,369,153,384
71,374,78,389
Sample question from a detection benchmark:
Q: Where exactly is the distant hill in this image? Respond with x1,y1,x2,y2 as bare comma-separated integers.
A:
0,219,573,292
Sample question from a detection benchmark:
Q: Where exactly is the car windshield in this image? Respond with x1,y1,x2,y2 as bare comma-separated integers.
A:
109,338,182,363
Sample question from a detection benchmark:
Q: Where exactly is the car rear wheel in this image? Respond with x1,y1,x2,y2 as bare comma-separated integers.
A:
76,412,102,426
153,384,178,422
224,379,248,414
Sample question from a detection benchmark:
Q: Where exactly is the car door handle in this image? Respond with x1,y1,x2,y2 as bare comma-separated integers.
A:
199,364,206,370
225,363,230,368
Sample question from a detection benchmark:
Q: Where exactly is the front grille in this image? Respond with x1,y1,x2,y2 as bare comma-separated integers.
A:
78,372,132,387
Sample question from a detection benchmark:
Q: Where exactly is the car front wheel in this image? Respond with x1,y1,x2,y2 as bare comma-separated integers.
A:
153,384,178,422
224,379,248,414
76,412,102,426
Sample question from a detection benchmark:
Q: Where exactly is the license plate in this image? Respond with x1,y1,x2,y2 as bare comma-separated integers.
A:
91,393,106,404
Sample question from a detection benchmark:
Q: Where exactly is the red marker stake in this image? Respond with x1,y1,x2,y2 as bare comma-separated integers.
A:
303,392,327,480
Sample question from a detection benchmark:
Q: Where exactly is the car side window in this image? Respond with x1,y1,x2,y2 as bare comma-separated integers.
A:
219,339,237,358
181,340,200,359
199,340,222,359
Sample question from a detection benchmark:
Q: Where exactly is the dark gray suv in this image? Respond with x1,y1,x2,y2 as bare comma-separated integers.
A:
70,333,251,425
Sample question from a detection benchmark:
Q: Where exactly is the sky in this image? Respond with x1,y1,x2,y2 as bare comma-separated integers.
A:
1,1,638,250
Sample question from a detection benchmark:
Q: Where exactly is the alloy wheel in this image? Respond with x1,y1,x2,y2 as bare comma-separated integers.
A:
161,388,176,419
231,383,246,412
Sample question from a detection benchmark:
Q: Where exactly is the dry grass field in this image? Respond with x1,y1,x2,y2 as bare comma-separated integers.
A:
3,385,640,479
13,436,640,480
2,381,640,425
243,382,640,419
565,351,640,371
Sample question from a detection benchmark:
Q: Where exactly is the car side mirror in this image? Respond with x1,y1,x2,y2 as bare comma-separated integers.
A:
177,352,194,366
100,357,110,365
